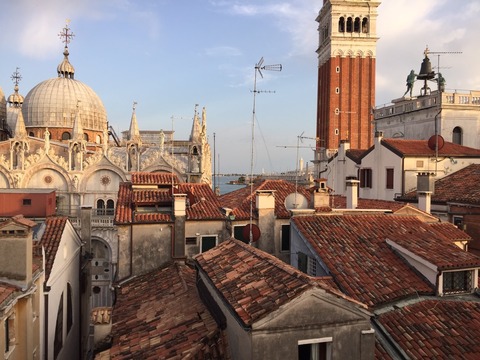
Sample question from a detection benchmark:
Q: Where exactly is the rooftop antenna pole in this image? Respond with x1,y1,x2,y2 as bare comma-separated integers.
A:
213,132,216,192
249,57,282,244
424,47,462,171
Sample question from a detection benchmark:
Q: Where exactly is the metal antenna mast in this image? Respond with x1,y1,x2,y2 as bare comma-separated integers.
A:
249,57,282,244
277,133,316,208
424,47,462,169
425,47,462,79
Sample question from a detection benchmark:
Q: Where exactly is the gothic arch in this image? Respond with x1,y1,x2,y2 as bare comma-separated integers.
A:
0,168,11,188
82,169,124,193
23,165,69,190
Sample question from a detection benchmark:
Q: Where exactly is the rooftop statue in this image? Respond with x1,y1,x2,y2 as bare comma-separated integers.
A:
437,73,446,92
403,70,417,97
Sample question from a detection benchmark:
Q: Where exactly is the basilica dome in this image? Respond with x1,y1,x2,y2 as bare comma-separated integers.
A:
22,46,107,138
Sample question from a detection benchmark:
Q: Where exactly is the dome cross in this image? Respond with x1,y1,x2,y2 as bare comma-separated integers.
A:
11,67,22,86
58,20,75,47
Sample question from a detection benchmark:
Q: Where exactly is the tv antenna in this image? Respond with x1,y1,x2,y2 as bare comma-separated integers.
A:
277,132,317,208
423,46,461,168
424,46,462,91
249,57,282,244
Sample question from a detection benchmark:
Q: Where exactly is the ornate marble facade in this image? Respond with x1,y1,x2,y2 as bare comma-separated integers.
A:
0,24,212,308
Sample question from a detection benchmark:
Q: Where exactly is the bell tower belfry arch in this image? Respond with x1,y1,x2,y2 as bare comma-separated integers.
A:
315,0,380,172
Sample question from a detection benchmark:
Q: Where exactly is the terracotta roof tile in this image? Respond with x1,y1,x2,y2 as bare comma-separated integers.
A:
115,180,224,224
0,215,37,230
378,299,480,359
0,282,18,307
106,263,228,359
346,148,368,163
195,239,363,327
219,179,312,220
178,184,224,220
382,138,480,157
375,339,393,360
292,214,440,308
386,226,479,271
115,182,133,224
330,195,407,212
131,172,179,185
400,164,480,205
35,217,68,281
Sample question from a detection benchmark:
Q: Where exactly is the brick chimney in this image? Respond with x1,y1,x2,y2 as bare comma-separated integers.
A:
346,177,360,209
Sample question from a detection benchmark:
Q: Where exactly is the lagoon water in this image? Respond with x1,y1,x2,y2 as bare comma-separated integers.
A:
214,175,247,195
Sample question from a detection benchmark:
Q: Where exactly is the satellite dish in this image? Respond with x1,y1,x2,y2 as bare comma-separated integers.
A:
284,192,309,210
428,135,444,151
242,224,261,242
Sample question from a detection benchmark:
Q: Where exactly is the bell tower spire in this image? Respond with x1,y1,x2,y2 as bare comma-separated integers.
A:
315,0,380,167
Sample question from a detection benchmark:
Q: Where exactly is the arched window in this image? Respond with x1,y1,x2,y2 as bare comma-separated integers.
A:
362,17,369,33
452,127,463,145
338,17,345,32
354,17,361,32
96,135,102,144
83,133,89,141
106,199,115,215
97,199,105,216
29,131,35,137
346,17,353,32
62,132,71,140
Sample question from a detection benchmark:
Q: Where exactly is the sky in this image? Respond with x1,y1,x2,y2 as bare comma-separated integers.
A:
0,0,479,175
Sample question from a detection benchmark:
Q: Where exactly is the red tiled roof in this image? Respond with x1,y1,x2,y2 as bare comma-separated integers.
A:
0,214,37,229
386,226,479,271
292,214,438,308
377,299,480,359
35,217,68,281
330,195,407,212
401,164,480,205
382,138,480,157
346,148,368,163
115,183,133,223
178,184,224,220
131,172,179,185
375,339,393,360
218,179,312,220
134,213,172,222
115,181,224,224
0,282,18,307
105,262,228,359
132,189,171,204
195,239,363,327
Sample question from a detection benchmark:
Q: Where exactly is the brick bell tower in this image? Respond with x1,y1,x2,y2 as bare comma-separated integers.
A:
314,0,380,171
